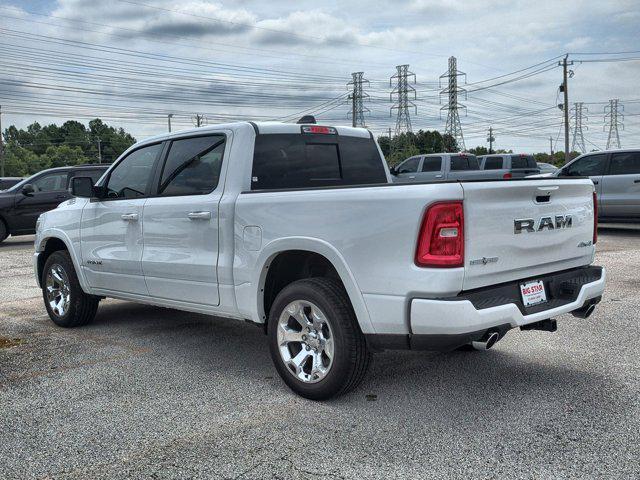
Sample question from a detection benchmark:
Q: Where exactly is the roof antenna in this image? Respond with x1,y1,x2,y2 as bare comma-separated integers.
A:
296,115,316,124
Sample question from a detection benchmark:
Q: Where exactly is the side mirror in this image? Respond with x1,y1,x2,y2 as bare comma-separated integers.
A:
70,176,95,198
389,166,398,176
21,184,35,196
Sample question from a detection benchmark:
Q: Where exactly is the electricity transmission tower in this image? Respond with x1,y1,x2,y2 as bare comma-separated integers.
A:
192,114,207,128
604,99,623,149
439,56,467,151
570,102,588,153
347,72,370,128
390,65,416,135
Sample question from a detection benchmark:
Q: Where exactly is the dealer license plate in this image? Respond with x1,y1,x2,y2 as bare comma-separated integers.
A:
520,280,547,307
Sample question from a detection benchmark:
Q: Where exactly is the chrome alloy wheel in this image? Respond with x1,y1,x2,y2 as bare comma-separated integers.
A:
46,264,71,317
277,300,335,383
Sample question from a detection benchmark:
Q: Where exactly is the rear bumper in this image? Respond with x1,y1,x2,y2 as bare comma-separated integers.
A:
366,265,605,352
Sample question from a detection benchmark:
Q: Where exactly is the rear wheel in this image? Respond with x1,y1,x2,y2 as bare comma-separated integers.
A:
42,251,99,328
268,278,370,400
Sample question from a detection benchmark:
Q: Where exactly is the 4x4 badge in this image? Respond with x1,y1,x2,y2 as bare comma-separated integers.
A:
470,256,499,266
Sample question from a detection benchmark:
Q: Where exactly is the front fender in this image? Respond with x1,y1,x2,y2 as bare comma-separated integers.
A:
247,236,375,334
35,229,90,293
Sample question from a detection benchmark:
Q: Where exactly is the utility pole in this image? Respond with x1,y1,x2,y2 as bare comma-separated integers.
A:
570,102,588,154
96,138,102,163
559,55,574,161
550,136,554,155
0,105,4,177
604,99,623,149
440,56,467,151
487,126,495,154
347,72,369,128
390,65,416,136
168,113,174,132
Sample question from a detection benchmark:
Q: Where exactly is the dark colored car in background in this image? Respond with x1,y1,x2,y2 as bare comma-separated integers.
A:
0,164,108,242
0,177,23,190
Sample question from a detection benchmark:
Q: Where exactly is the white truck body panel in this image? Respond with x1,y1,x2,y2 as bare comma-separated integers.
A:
34,121,605,346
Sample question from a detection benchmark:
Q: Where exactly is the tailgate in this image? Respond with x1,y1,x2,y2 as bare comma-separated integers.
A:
462,179,595,290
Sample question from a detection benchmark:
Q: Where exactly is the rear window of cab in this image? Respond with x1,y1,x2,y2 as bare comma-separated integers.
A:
251,134,387,190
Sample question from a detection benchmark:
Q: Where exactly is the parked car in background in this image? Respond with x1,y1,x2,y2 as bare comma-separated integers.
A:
555,149,640,222
537,162,558,174
0,177,23,190
391,153,502,182
478,154,541,178
33,121,603,399
0,164,108,242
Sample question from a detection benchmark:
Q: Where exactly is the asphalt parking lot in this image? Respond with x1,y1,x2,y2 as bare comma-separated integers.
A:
1,232,639,479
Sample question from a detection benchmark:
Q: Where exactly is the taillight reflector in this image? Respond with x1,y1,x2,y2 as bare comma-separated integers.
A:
593,191,598,244
503,172,512,179
415,201,464,268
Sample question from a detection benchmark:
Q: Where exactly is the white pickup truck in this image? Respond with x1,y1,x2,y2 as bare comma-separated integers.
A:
34,121,605,400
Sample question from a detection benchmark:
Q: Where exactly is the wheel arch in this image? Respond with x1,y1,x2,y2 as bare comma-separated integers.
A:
36,232,89,292
251,237,374,334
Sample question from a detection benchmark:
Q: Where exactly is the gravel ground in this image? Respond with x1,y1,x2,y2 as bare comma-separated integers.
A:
0,231,639,479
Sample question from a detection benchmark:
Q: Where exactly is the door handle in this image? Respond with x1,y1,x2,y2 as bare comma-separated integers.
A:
409,176,416,179
55,194,68,199
634,180,640,184
121,213,139,221
435,174,443,178
187,211,211,220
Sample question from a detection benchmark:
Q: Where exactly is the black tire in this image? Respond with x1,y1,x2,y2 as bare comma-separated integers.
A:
268,277,370,400
0,220,7,243
42,250,99,328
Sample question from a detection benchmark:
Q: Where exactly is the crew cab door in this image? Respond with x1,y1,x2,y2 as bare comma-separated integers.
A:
80,143,163,295
393,156,421,182
141,133,227,306
600,151,640,218
11,170,70,233
415,156,444,181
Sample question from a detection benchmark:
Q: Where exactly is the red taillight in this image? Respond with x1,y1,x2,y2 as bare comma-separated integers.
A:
503,172,512,179
415,201,464,268
301,125,337,135
593,191,598,244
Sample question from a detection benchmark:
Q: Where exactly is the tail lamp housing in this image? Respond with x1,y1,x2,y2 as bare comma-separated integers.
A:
415,201,464,268
593,191,598,244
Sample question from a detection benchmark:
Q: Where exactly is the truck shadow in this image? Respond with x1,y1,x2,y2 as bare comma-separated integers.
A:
86,300,609,414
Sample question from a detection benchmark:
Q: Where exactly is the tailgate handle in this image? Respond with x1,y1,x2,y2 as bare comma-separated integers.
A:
537,186,559,191
536,195,551,203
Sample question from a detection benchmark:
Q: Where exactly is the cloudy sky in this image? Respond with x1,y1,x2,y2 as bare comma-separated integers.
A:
1,0,639,152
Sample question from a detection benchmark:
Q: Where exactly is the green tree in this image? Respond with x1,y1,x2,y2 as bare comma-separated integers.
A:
3,145,50,176
40,145,90,168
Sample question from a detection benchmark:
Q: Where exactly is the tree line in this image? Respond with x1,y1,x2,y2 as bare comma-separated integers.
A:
1,119,136,177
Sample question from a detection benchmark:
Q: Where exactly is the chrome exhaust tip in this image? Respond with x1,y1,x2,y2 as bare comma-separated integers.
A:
572,302,596,319
471,331,500,351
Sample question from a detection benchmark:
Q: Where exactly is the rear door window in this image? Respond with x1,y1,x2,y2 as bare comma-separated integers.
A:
421,157,442,172
32,171,69,192
450,155,479,171
483,157,503,170
609,152,640,175
251,134,386,190
511,155,537,169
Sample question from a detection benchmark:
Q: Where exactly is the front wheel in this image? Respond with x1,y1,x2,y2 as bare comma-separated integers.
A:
42,251,99,328
268,278,370,400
